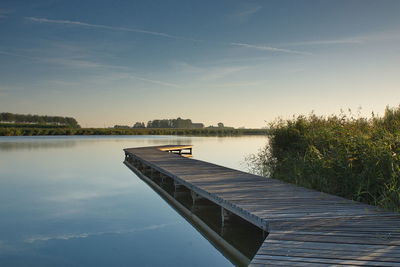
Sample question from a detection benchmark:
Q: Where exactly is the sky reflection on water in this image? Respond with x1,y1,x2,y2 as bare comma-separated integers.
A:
0,135,267,266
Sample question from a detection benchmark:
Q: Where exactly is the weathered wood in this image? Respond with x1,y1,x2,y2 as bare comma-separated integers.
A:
123,145,400,266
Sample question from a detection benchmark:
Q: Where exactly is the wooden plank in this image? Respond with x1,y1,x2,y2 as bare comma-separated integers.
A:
257,246,400,259
252,255,400,266
123,145,400,266
250,260,334,266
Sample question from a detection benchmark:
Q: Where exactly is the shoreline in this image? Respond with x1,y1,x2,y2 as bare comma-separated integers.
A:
0,127,269,137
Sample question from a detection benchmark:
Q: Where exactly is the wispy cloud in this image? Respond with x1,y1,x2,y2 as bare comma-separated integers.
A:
26,17,310,56
212,81,263,88
0,49,123,70
230,42,311,55
26,17,200,42
0,50,36,59
130,75,182,88
359,29,400,42
285,38,363,46
281,29,400,47
230,4,262,22
48,57,117,69
170,61,249,81
51,59,182,88
24,223,180,243
0,49,182,88
0,8,12,19
199,66,248,81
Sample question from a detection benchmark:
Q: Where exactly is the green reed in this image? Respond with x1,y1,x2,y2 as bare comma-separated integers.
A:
246,106,400,212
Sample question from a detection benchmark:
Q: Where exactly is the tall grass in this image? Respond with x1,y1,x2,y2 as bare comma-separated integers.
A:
247,106,400,212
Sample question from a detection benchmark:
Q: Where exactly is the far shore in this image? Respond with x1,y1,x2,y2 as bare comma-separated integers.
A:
0,127,269,137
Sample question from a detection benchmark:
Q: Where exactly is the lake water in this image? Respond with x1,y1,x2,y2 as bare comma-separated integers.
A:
0,135,267,266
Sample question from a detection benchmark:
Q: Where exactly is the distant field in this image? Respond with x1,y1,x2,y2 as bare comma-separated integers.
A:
0,126,268,136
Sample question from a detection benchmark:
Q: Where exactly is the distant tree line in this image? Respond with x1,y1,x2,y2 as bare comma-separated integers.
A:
115,118,236,130
113,125,131,129
133,122,146,128
0,127,267,136
0,112,80,128
125,117,205,129
146,117,195,128
0,123,69,129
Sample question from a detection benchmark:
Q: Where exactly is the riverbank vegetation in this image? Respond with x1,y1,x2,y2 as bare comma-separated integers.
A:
0,127,267,136
127,117,225,129
0,114,265,136
0,112,80,127
247,106,400,212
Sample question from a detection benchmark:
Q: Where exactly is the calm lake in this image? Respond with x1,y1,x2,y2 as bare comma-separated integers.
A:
0,135,267,266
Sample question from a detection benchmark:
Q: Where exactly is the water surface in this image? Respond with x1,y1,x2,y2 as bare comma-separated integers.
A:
0,135,267,266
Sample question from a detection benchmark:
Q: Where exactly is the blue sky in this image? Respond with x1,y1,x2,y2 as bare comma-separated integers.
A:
1,0,399,127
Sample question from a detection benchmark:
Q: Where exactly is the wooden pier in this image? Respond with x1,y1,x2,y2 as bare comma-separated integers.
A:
124,145,400,266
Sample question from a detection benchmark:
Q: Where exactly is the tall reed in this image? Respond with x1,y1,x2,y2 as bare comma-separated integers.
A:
247,106,400,212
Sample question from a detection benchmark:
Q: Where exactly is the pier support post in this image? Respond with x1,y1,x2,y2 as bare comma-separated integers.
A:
173,181,189,198
262,230,268,239
174,181,184,190
159,173,170,187
160,173,167,183
134,160,138,168
191,191,203,205
137,161,143,171
221,207,232,227
143,165,150,176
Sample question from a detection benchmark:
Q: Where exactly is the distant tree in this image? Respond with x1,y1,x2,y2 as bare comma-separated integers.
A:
173,117,192,128
0,113,14,122
147,118,194,128
114,125,130,129
218,122,224,128
191,123,204,129
0,112,80,127
133,122,145,128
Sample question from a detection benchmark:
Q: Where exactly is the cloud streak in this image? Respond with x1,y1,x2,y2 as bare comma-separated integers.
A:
237,5,262,18
0,49,182,88
130,75,182,88
24,223,179,243
0,50,36,59
26,17,200,42
230,42,312,55
0,8,12,19
170,61,250,82
199,66,248,81
230,5,262,22
26,17,309,56
284,38,363,46
282,30,400,47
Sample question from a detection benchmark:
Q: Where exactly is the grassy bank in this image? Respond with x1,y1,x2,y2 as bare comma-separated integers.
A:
0,123,69,129
0,127,267,136
247,106,400,212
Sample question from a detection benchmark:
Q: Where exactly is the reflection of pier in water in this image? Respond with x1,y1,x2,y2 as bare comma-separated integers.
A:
124,146,263,266
124,145,400,266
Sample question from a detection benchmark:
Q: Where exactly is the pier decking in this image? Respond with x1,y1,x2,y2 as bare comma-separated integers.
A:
124,145,400,266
